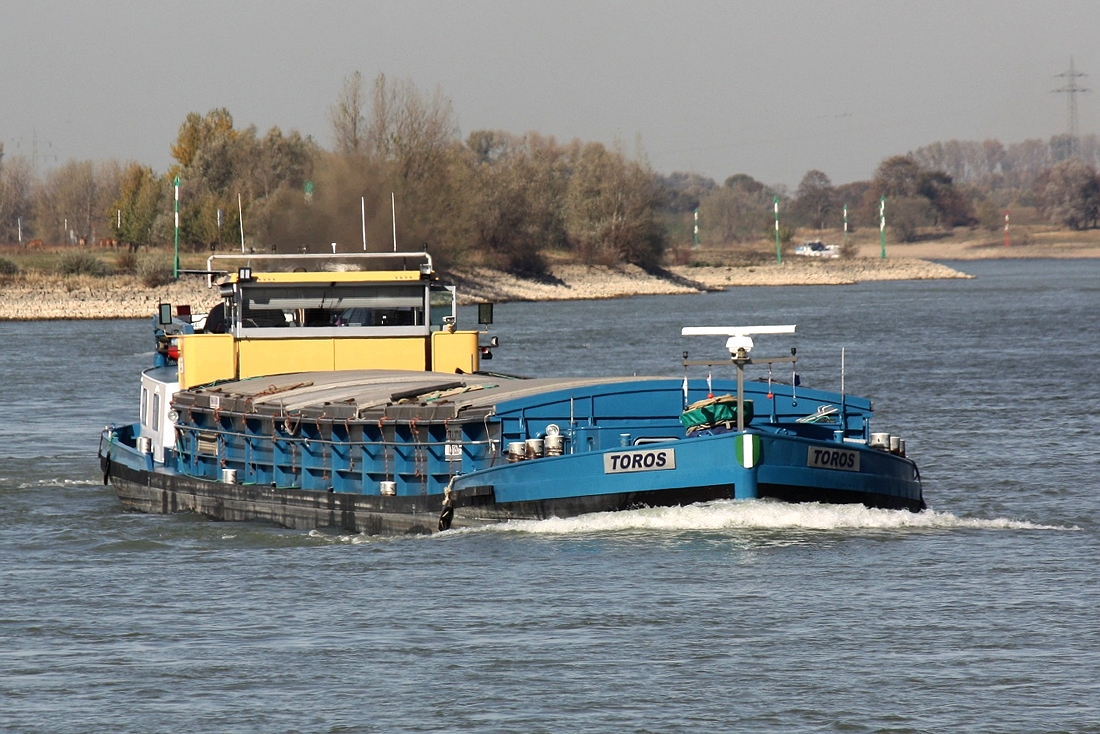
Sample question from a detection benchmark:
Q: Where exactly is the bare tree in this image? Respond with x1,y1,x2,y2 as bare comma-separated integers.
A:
0,148,35,243
33,160,100,244
873,156,923,198
330,71,366,157
888,196,935,242
457,131,569,275
1043,159,1100,230
563,141,666,269
366,73,459,181
1002,139,1051,191
980,139,1006,179
794,169,835,229
657,172,717,213
697,174,775,244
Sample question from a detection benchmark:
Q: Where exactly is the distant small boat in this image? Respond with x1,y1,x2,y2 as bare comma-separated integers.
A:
98,250,923,535
795,241,840,258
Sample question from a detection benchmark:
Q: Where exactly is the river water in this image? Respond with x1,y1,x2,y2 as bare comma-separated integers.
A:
1,259,1098,733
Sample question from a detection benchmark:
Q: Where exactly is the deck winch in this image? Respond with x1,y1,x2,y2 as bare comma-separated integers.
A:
870,432,907,457
506,425,567,462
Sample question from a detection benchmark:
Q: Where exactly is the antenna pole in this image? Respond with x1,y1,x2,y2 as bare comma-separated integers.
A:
391,192,397,252
840,346,847,429
841,346,845,395
238,193,245,253
361,196,367,251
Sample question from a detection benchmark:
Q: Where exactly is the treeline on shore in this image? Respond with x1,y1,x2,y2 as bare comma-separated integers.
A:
3,72,1100,279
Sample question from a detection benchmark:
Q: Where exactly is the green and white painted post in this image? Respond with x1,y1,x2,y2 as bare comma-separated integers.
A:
173,175,181,279
774,196,782,264
693,207,700,248
879,196,886,259
843,203,849,249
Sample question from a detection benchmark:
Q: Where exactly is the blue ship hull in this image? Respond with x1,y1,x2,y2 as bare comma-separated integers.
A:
99,370,923,534
449,429,922,518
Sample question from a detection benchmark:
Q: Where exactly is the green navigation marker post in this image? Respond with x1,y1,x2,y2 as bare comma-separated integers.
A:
879,196,886,259
843,203,849,250
774,196,782,264
173,175,180,279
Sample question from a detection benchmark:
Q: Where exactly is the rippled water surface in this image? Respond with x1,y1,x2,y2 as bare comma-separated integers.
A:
2,259,1098,732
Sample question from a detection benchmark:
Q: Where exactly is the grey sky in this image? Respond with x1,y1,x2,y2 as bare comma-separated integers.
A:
2,0,1097,189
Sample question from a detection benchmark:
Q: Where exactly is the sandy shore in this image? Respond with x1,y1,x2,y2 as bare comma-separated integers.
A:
853,236,1100,260
0,256,976,320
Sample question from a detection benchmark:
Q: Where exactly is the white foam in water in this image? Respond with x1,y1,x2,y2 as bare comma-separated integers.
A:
302,501,1077,544
15,478,102,490
462,499,1076,536
310,528,388,545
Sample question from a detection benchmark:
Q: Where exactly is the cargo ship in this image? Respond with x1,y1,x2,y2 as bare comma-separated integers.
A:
98,251,923,534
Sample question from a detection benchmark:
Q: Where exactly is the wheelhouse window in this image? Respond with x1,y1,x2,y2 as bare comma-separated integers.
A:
236,283,429,336
429,285,457,331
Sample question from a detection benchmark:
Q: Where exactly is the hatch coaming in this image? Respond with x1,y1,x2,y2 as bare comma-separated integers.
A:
169,395,500,496
164,364,879,499
166,373,675,493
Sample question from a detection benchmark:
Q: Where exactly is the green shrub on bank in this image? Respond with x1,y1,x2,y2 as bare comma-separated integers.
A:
57,250,110,277
0,257,18,276
137,258,174,287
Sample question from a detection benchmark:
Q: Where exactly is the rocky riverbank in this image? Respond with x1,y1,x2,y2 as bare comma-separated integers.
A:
0,257,973,320
0,275,224,321
445,257,971,303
